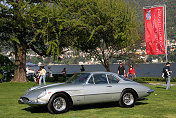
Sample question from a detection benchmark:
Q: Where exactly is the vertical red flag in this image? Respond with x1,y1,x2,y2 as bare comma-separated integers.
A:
144,6,165,55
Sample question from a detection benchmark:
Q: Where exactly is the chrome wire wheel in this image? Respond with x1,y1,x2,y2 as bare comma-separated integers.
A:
53,97,67,111
122,93,134,106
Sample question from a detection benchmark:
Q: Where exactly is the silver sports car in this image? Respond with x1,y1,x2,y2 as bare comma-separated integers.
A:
18,72,154,114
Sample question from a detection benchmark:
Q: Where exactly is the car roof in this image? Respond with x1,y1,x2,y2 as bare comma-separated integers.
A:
79,71,116,75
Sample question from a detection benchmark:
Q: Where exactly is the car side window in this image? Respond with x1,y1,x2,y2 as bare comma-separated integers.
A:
88,76,94,84
93,74,108,84
107,74,119,84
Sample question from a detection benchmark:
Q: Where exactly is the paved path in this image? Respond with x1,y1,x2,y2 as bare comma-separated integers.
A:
149,83,175,86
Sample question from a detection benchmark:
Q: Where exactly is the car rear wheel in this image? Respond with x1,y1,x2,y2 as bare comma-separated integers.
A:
119,89,136,107
47,93,72,114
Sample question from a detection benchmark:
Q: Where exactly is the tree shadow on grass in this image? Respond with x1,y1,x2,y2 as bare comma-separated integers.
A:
22,101,148,113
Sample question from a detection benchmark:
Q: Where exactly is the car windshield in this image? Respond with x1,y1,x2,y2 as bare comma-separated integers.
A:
66,73,90,84
121,76,133,81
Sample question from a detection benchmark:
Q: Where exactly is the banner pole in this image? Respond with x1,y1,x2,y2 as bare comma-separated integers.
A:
164,4,168,62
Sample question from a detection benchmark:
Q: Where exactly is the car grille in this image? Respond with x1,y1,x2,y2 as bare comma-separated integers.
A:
21,97,29,104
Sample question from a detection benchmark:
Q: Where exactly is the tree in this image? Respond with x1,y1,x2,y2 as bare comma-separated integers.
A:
64,0,140,71
0,1,69,82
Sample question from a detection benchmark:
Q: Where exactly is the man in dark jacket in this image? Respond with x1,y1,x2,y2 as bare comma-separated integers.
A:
162,62,172,90
117,62,126,78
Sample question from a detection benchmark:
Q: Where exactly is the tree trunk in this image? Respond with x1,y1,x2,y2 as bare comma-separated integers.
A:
12,43,28,82
103,59,111,72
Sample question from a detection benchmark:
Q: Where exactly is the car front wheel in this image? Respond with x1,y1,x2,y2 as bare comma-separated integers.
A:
119,89,136,107
47,93,72,114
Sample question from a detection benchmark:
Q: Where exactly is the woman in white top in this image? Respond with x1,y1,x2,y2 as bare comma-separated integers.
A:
39,66,47,85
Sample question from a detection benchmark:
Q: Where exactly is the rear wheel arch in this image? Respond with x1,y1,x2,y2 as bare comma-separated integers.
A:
119,88,138,107
122,88,138,98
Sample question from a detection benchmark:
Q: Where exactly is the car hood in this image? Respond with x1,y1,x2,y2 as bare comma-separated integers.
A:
28,83,83,92
120,79,140,84
28,83,64,91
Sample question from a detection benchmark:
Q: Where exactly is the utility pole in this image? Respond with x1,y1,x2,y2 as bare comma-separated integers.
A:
164,4,168,62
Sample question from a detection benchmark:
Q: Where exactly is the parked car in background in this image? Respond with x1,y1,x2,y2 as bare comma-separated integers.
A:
18,72,154,114
26,67,35,76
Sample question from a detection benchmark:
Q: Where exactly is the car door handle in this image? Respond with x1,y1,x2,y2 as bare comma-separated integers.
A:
106,85,112,87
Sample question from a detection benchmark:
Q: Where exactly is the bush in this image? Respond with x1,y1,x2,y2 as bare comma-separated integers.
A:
0,54,14,82
134,77,176,82
27,74,73,83
0,73,3,79
51,74,73,82
28,74,176,83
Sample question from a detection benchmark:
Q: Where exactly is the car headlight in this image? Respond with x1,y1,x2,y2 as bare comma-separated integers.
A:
37,89,46,99
24,89,31,95
25,86,37,93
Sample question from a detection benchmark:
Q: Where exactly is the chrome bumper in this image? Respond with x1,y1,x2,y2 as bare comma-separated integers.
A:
18,98,46,106
147,89,154,93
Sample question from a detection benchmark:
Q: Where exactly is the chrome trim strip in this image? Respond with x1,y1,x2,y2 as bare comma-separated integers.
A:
147,89,154,93
18,98,46,106
18,99,24,104
71,92,121,97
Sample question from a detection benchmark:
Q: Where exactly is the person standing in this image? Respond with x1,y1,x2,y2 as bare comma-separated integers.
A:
33,70,38,82
117,62,126,78
127,64,136,80
162,62,172,90
39,66,47,86
80,65,85,72
61,68,67,80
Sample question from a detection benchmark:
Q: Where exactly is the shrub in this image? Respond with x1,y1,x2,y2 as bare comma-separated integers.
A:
27,74,73,83
0,54,14,82
134,77,176,82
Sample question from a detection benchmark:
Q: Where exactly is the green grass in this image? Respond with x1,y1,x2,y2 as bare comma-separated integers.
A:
0,82,176,118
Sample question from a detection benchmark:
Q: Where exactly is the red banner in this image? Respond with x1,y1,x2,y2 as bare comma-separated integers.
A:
144,6,165,55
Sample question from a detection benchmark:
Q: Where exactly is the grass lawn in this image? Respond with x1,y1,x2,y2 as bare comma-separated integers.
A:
0,82,176,118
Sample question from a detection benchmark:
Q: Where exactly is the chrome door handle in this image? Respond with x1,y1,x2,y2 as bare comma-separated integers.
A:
106,85,112,87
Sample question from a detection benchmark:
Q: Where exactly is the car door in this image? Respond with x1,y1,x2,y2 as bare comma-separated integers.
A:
83,73,114,104
106,74,122,101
